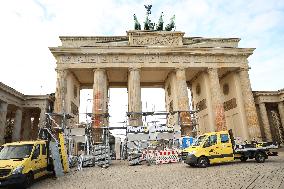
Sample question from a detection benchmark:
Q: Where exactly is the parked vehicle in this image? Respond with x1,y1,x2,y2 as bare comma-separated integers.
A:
182,130,278,168
0,140,53,188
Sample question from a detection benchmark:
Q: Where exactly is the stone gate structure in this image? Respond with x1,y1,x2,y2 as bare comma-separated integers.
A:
254,90,284,143
49,30,268,142
0,82,54,145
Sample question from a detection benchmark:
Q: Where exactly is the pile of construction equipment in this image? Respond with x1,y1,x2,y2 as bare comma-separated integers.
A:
36,109,199,175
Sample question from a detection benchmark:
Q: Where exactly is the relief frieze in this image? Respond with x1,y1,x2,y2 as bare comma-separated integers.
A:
147,55,159,63
88,55,98,63
131,35,182,46
136,55,145,63
58,54,245,64
99,55,108,63
159,55,171,63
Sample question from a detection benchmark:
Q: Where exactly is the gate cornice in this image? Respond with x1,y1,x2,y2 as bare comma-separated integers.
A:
49,47,255,57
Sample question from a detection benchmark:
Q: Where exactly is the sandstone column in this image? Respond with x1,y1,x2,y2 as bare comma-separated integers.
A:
39,107,46,128
208,68,227,131
234,72,250,141
176,68,190,135
0,102,8,144
32,113,40,140
12,108,22,142
128,67,142,126
92,69,108,127
259,103,272,141
238,68,262,140
54,68,68,113
22,110,32,141
278,102,284,128
165,71,178,130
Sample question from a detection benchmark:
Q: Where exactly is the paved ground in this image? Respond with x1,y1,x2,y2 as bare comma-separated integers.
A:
30,152,284,189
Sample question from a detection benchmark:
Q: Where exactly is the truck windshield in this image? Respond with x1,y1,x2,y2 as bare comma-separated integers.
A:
192,135,206,146
0,144,33,160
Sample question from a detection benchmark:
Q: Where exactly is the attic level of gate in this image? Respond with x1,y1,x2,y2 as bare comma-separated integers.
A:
57,30,240,48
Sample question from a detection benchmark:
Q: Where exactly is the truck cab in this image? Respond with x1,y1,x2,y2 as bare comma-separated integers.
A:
182,130,234,167
0,140,51,187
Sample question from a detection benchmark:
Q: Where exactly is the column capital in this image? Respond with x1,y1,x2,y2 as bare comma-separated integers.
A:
207,67,218,74
237,67,250,73
55,68,69,77
55,68,67,72
0,102,8,112
93,68,106,73
15,108,23,114
207,67,220,79
128,67,141,72
175,67,186,72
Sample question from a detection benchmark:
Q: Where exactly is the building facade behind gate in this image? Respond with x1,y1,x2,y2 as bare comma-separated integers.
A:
0,82,54,145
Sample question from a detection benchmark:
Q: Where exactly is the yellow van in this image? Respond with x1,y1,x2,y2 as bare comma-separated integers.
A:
0,140,51,188
182,130,234,167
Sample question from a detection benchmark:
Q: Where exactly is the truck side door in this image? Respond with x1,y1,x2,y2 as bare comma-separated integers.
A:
30,144,41,179
218,133,234,162
38,144,48,177
204,134,221,164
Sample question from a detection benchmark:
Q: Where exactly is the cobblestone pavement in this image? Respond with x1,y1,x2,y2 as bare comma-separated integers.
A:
30,152,284,189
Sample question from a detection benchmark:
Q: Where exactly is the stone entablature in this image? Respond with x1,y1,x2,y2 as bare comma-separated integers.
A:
52,54,250,68
0,82,24,99
0,82,53,107
51,48,253,66
254,89,284,104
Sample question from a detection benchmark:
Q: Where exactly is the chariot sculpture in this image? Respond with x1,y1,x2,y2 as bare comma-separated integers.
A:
133,5,175,31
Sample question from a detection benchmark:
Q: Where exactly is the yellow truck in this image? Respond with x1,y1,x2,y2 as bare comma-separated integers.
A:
182,130,278,168
0,140,52,188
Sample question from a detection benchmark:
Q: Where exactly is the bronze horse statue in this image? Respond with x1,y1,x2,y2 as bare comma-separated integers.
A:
156,12,164,31
133,14,141,30
165,15,176,31
144,15,155,30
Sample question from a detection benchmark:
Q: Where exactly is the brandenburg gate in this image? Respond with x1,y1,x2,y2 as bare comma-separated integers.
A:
49,29,262,141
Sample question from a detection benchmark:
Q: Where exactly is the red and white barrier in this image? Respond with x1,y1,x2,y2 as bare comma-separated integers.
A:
142,149,179,164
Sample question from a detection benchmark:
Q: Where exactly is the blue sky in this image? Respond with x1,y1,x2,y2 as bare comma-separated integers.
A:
0,0,284,123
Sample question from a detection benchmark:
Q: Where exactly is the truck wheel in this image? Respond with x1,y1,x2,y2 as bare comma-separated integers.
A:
24,172,34,188
240,156,248,162
189,163,196,167
255,152,266,163
197,157,209,168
